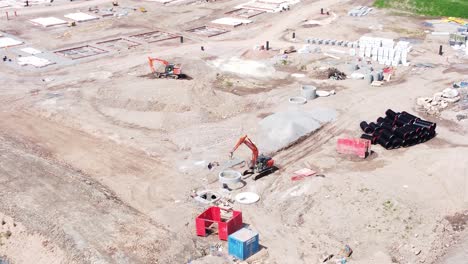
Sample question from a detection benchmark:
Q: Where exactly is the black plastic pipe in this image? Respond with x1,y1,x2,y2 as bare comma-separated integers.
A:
392,138,403,148
385,109,397,119
377,137,391,149
360,121,372,133
360,134,375,144
379,122,394,131
401,111,418,120
395,126,412,140
377,117,393,124
398,115,415,124
415,119,436,131
379,129,395,141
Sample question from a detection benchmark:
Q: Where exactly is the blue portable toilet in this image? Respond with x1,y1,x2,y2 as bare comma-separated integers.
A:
228,228,259,261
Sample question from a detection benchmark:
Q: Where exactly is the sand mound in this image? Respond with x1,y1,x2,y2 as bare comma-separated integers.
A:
256,108,336,153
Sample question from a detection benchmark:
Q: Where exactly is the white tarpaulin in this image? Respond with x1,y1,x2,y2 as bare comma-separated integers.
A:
18,56,53,68
0,37,23,48
30,17,67,27
64,12,99,22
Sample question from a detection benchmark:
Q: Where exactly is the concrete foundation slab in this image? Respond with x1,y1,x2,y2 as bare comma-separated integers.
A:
211,17,252,27
238,3,276,12
186,26,229,37
64,12,99,22
128,31,179,43
225,8,265,18
30,17,67,27
96,38,141,50
54,45,108,60
237,0,300,13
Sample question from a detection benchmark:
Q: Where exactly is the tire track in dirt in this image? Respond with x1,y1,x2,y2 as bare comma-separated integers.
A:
0,135,183,263
0,110,195,225
274,119,349,169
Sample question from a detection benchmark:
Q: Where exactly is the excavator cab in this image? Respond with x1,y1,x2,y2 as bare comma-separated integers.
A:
148,57,182,79
255,154,274,173
165,64,182,75
165,64,174,74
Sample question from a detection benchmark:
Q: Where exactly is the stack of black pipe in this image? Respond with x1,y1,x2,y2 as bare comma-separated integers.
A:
359,109,436,149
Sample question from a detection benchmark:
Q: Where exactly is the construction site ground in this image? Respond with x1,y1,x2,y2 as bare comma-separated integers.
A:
0,0,467,263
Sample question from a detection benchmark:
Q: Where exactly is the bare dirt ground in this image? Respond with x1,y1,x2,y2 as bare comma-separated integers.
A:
0,0,467,263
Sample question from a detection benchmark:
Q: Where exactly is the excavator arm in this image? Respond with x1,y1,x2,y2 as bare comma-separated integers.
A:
148,57,169,73
229,135,275,177
230,135,259,167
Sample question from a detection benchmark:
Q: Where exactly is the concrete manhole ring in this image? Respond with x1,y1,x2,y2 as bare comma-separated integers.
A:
289,96,307,105
301,85,317,100
219,170,242,185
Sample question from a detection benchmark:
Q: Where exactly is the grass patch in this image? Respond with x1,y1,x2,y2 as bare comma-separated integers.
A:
374,0,468,18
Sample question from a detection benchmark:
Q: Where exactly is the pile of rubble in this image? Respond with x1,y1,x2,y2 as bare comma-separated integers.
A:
416,88,460,115
311,67,347,80
327,68,346,80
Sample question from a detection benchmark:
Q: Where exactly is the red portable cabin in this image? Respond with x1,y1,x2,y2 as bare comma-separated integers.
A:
195,206,243,241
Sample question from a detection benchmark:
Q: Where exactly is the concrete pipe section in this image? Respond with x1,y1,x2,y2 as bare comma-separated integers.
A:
301,85,317,100
288,96,307,105
219,170,242,184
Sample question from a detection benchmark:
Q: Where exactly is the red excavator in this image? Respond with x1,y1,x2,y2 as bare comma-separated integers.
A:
229,135,276,179
148,57,182,79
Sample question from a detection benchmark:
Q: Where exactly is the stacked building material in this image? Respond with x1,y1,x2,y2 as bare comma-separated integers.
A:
358,36,411,66
348,6,373,17
416,88,461,115
306,38,358,48
359,109,436,150
449,33,467,46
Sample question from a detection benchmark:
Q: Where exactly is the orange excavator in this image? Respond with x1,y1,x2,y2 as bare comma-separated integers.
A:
148,57,182,79
229,135,276,178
